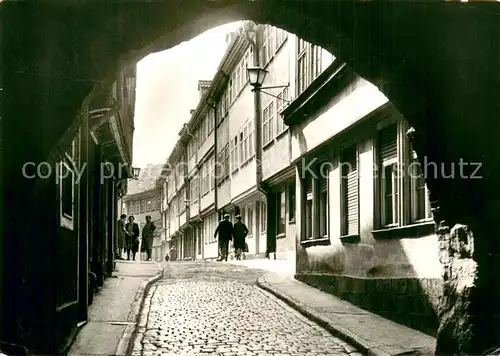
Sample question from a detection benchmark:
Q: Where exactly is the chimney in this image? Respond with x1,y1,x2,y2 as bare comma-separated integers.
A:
190,109,195,115
197,80,212,102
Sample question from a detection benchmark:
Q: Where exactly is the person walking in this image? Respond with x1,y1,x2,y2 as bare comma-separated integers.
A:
125,216,140,261
233,215,248,261
115,214,127,260
141,215,156,261
214,213,233,262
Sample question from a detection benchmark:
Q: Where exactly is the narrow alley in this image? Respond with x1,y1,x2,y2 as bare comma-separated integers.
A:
131,262,360,356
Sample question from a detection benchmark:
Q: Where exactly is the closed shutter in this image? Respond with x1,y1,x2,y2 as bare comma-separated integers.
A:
379,123,398,162
342,146,358,235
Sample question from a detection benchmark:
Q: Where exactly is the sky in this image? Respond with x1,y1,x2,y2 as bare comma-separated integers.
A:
132,21,242,168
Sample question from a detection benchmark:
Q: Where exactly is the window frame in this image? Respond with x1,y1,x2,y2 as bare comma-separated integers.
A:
260,200,267,233
277,190,286,236
59,159,75,230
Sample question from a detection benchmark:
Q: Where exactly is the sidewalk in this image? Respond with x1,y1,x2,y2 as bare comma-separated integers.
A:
68,260,163,356
227,257,295,276
257,272,436,356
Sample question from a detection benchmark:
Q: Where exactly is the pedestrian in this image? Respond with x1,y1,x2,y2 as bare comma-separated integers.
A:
115,214,127,260
125,216,140,261
233,215,248,261
169,245,178,262
214,213,233,262
141,215,156,261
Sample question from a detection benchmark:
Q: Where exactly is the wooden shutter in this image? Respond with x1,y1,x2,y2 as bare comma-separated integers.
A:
379,123,398,162
342,146,358,235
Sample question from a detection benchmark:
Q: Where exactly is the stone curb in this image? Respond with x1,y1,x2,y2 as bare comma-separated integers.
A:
256,274,390,356
115,263,165,356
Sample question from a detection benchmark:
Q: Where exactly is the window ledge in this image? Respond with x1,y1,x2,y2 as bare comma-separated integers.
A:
300,237,330,247
339,234,360,244
276,233,286,239
371,221,435,240
262,140,275,151
276,128,288,141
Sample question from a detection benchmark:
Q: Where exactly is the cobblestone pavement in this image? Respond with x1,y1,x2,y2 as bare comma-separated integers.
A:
131,262,361,356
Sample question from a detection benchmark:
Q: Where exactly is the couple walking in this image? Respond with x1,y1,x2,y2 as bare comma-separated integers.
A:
214,213,248,261
116,214,156,261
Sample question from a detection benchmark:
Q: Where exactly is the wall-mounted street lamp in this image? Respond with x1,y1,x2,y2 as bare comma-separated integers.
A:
132,167,141,179
246,66,290,103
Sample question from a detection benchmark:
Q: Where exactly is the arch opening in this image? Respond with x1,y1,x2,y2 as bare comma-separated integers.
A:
2,2,500,354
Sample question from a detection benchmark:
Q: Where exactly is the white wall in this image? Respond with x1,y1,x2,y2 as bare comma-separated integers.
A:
290,78,388,162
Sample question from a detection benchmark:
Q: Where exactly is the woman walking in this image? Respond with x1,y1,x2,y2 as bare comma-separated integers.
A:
233,215,248,261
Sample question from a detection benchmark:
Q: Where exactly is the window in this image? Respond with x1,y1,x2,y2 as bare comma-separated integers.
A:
301,158,329,240
247,203,254,236
379,123,399,227
410,150,432,222
140,200,145,213
197,225,202,253
276,87,289,134
210,156,215,191
242,126,249,163
275,27,288,48
262,102,275,146
248,120,254,157
261,25,275,65
312,45,322,79
218,145,229,180
304,174,313,239
146,200,151,212
191,173,199,204
201,162,210,196
207,109,215,134
277,190,286,235
319,173,328,237
341,145,359,236
228,78,233,104
188,137,197,158
59,160,74,230
239,131,244,164
288,184,296,221
261,200,267,233
230,136,238,172
178,188,186,213
297,38,308,95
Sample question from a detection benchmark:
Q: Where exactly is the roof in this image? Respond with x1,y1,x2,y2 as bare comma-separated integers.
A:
126,163,164,196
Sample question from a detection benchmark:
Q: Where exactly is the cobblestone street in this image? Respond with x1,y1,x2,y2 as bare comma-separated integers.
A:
131,262,361,356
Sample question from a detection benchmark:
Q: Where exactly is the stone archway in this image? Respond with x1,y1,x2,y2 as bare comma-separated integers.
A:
2,1,500,354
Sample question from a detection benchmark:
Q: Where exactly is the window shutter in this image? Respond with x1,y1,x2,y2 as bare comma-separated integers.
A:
342,146,358,235
379,123,398,161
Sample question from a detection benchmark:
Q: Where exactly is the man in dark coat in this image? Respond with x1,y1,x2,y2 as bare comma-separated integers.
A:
233,215,248,260
125,216,140,261
214,214,233,262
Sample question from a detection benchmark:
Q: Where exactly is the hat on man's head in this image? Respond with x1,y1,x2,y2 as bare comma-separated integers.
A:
236,215,242,220
224,213,230,218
